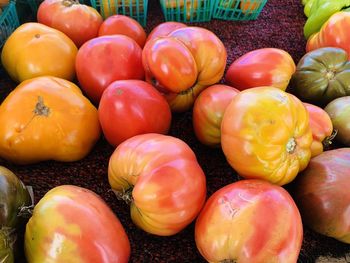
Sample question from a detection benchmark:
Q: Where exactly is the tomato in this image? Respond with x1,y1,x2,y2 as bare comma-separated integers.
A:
195,179,303,263
108,133,207,236
292,148,350,243
98,14,146,48
0,76,101,165
307,11,350,56
240,0,261,13
193,84,239,147
143,27,227,112
75,35,144,103
37,0,103,47
303,103,334,157
25,185,130,262
1,22,77,83
98,80,172,147
221,87,312,186
325,96,350,146
225,48,296,91
162,0,200,19
146,21,187,43
100,0,144,18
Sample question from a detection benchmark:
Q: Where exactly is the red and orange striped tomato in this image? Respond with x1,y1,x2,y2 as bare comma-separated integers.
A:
307,11,350,55
303,103,334,157
108,133,207,236
25,185,130,263
142,27,227,112
195,179,303,263
193,84,239,147
225,48,296,91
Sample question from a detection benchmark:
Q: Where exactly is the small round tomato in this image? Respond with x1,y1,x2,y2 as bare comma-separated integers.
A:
108,133,207,236
225,48,296,91
98,80,172,147
98,15,147,48
146,21,187,43
221,87,312,186
1,22,77,83
37,0,103,47
193,84,239,147
195,179,303,263
75,35,145,103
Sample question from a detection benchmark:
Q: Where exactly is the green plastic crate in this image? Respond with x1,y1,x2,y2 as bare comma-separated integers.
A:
160,0,214,23
90,0,148,26
16,0,38,23
0,2,20,48
213,0,267,21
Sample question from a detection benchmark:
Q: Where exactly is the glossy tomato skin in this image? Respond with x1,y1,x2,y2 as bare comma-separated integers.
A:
303,103,333,157
108,133,207,236
98,15,146,48
75,35,145,103
0,76,101,164
25,185,130,263
1,23,77,83
142,27,227,112
193,84,239,147
146,21,187,43
292,148,350,243
195,179,303,263
98,80,172,147
221,87,312,186
225,48,296,91
37,0,103,47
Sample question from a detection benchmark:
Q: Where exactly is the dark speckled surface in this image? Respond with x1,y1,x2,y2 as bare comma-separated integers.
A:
1,0,350,262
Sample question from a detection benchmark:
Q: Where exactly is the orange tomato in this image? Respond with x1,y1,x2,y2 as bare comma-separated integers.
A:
1,23,77,83
240,0,261,14
221,87,313,186
0,76,101,164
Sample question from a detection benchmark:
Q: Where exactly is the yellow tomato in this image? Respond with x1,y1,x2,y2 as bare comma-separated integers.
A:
101,0,144,18
0,76,101,164
1,22,77,83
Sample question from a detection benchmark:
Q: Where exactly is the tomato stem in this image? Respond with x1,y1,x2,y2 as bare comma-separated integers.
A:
323,129,338,150
33,96,50,116
112,188,133,205
17,205,34,218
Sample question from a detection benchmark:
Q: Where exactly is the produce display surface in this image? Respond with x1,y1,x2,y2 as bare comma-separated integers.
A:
0,0,350,262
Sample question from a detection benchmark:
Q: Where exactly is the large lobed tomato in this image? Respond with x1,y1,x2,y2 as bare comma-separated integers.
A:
1,23,77,83
195,179,303,263
225,48,296,91
146,21,187,43
292,148,350,244
75,35,145,103
221,87,313,186
25,185,130,262
108,133,206,236
142,26,227,112
98,80,172,147
37,0,103,47
193,84,239,147
0,76,101,165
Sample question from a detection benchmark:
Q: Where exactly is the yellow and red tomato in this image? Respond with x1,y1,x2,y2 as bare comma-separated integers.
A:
221,87,312,186
195,179,303,263
225,48,296,91
108,133,207,236
25,185,130,263
146,21,187,43
37,0,103,47
98,80,172,147
75,35,145,103
193,84,239,147
0,76,101,164
142,26,227,112
1,22,77,83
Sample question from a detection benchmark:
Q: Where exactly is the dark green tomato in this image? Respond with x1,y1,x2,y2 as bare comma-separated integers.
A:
0,228,15,263
291,47,350,106
0,166,31,229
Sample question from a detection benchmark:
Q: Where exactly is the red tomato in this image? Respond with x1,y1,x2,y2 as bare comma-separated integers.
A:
195,179,303,263
37,0,103,47
192,84,239,147
98,15,147,48
145,21,187,43
98,80,172,146
75,35,144,103
225,48,296,91
108,133,207,236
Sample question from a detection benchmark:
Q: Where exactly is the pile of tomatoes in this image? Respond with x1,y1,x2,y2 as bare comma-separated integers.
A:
0,0,349,262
